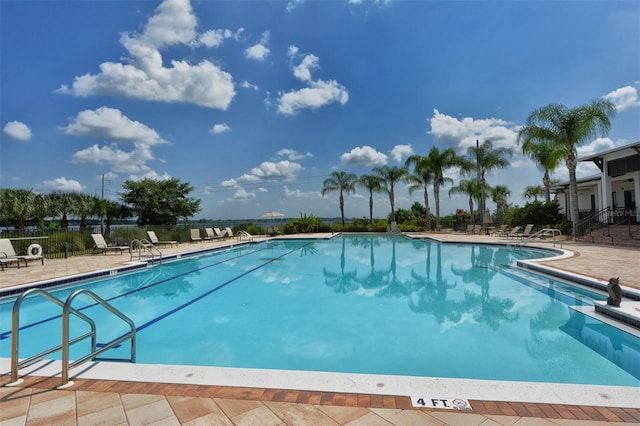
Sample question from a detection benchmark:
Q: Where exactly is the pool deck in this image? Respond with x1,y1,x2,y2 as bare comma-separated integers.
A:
1,232,639,425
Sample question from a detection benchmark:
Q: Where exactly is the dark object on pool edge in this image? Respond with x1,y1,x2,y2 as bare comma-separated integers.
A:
607,277,622,307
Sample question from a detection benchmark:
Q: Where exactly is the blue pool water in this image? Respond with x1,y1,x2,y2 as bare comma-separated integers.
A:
1,235,639,386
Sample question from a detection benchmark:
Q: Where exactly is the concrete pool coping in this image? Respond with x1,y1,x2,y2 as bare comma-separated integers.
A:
2,358,639,409
1,231,639,422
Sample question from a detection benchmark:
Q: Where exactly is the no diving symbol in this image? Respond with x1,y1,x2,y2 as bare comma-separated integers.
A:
452,399,470,410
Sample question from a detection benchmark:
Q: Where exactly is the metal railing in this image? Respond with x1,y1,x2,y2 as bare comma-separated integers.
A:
515,228,563,248
130,239,162,263
7,287,136,389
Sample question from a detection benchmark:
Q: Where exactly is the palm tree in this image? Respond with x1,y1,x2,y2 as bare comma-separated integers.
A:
47,191,77,229
426,147,465,231
0,189,37,229
466,140,512,226
321,170,358,227
358,174,383,225
405,155,434,231
518,100,616,236
373,165,408,223
75,193,101,229
523,185,545,202
519,139,565,203
449,179,481,225
490,185,511,224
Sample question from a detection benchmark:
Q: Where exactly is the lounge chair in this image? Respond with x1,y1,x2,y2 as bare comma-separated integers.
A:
204,228,216,241
238,230,253,241
512,224,535,239
502,226,522,239
0,238,44,269
225,227,234,238
91,234,130,255
147,230,177,247
190,229,202,243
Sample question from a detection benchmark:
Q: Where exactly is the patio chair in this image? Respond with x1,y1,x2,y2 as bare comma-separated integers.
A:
91,234,130,255
497,225,519,238
147,230,177,247
190,229,202,243
204,228,216,241
514,224,535,239
238,230,254,241
225,227,235,238
0,238,44,269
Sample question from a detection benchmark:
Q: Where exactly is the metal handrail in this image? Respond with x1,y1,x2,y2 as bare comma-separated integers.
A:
8,288,96,385
61,289,136,387
574,206,610,239
515,228,563,248
130,239,162,263
7,287,136,389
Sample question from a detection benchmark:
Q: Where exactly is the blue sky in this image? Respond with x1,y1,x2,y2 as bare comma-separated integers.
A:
1,0,639,221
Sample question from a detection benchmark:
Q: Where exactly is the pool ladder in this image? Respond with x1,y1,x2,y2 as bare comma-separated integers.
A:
130,238,162,263
6,288,136,389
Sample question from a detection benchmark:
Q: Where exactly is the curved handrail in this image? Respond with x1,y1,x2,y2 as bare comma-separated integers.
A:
61,288,136,387
130,239,162,263
8,288,96,385
516,228,563,248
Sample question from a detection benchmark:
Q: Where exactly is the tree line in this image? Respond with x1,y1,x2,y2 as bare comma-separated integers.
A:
0,178,200,230
322,99,616,236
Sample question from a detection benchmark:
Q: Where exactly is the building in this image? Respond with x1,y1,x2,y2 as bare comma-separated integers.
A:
551,141,639,224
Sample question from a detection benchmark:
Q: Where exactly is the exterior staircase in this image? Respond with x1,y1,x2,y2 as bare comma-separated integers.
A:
577,224,640,248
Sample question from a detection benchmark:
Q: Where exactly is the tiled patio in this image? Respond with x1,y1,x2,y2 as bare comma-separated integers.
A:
1,233,639,425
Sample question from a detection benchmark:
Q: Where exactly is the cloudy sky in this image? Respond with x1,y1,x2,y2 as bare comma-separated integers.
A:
1,0,639,221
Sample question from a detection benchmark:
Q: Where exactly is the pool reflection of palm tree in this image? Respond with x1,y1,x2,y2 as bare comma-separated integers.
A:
452,246,519,330
322,237,358,293
377,236,412,298
351,235,387,292
408,243,462,324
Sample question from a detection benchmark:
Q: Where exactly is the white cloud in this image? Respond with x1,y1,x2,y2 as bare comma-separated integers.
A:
197,28,244,48
40,177,85,192
126,170,172,181
277,148,313,160
244,31,271,61
238,160,303,182
211,123,231,134
72,143,155,174
577,137,616,158
340,146,388,166
64,107,167,145
277,47,349,115
283,185,321,198
390,144,413,162
220,178,238,187
240,81,259,91
57,0,236,109
603,85,640,111
3,121,32,141
427,109,519,152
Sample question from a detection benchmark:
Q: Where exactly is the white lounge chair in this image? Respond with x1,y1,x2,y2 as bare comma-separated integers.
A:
190,229,202,243
147,230,177,247
91,234,129,255
238,230,253,241
204,228,216,241
0,238,43,269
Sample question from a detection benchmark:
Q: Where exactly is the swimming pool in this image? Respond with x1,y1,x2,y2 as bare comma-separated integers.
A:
2,235,639,387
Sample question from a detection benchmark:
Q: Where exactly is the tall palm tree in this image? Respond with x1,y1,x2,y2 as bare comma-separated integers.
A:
523,185,545,202
321,170,358,227
426,147,465,231
518,100,616,236
358,174,383,225
466,140,512,225
519,139,565,203
405,155,434,231
449,179,481,225
490,185,511,224
373,165,408,223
